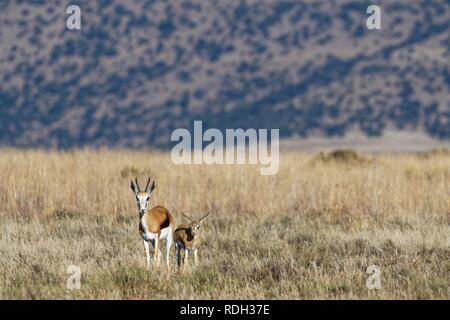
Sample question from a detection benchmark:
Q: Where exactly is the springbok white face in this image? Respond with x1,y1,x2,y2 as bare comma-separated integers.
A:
183,212,210,237
130,177,156,215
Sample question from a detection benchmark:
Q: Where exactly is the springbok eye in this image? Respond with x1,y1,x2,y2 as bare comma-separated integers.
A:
146,197,150,201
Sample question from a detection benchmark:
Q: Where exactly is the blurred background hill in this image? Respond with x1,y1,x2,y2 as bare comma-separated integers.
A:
0,0,449,149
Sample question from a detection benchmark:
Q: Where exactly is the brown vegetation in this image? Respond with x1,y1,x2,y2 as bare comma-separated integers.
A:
0,149,448,299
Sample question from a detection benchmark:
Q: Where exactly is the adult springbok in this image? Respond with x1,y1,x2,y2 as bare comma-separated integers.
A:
130,177,174,271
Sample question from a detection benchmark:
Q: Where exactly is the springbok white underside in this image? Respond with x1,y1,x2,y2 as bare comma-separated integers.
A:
142,225,172,242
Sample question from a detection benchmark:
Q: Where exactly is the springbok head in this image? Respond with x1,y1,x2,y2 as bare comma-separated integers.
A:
182,212,210,237
130,177,156,215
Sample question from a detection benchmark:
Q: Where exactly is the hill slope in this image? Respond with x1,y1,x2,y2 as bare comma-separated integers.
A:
0,0,449,148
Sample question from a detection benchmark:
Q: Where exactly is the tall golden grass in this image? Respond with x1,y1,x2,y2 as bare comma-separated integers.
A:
0,149,448,299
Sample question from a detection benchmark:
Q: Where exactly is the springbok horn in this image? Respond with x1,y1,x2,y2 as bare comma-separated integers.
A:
134,177,141,192
144,177,151,192
150,181,155,192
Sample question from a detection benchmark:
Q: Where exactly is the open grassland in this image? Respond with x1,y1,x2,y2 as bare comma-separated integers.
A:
0,149,449,299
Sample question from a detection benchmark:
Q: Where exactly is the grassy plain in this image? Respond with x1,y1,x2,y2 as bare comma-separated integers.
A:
0,149,448,299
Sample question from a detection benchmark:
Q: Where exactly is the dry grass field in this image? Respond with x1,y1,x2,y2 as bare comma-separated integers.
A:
0,149,448,299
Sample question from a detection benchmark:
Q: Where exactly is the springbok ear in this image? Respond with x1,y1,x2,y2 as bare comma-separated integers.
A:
130,181,136,193
199,212,210,223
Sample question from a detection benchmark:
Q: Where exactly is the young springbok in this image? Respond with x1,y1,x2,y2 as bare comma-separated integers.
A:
173,212,209,268
130,177,174,271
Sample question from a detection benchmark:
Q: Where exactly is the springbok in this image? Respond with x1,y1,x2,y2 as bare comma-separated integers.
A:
173,212,209,268
130,177,174,270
